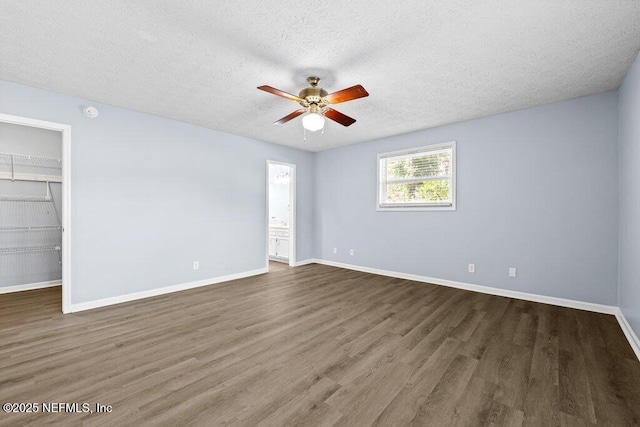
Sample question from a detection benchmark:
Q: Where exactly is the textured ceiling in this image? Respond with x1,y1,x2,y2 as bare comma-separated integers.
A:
1,1,639,151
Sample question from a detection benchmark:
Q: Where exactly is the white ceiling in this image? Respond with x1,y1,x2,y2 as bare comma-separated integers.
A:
1,1,639,151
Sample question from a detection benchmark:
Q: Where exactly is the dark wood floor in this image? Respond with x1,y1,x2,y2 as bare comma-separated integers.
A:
1,262,639,426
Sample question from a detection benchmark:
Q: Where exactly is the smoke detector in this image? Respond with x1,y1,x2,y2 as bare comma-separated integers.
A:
83,106,99,118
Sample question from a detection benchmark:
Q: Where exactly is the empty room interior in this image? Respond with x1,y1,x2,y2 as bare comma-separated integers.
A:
1,2,640,426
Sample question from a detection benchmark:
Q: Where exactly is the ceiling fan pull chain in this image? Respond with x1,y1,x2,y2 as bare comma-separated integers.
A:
303,127,307,142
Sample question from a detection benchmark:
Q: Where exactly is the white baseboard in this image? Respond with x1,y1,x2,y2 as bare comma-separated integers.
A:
293,258,315,267
314,259,617,314
615,308,640,361
0,280,61,294
313,259,640,360
70,268,268,313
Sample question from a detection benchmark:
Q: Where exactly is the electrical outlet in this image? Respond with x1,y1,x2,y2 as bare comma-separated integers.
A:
333,247,337,254
509,267,517,277
350,249,354,256
193,261,199,270
468,264,475,273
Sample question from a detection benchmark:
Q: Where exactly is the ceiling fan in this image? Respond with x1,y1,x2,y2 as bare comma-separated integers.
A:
257,76,369,132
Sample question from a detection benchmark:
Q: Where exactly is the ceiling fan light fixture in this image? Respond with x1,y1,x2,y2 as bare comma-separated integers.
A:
302,112,325,132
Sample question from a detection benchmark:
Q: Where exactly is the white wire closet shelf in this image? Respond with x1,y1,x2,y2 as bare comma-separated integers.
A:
0,181,63,286
0,196,60,227
0,226,62,247
0,195,53,202
0,249,62,287
0,225,62,231
0,151,62,182
0,245,61,254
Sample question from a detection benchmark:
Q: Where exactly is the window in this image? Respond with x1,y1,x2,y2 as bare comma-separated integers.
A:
377,141,456,211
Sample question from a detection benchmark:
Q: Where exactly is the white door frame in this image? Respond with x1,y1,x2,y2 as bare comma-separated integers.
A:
266,160,296,269
0,113,72,314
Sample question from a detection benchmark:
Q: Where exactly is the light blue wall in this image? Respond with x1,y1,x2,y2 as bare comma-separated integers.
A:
0,81,314,304
0,80,626,310
315,92,619,305
618,52,640,337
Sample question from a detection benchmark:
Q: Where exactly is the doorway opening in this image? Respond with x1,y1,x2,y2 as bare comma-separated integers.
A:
0,114,71,313
266,161,296,269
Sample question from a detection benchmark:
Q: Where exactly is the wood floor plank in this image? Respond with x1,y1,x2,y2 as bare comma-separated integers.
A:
453,376,525,427
372,337,463,426
255,377,342,427
558,349,597,423
322,332,407,387
329,361,414,426
409,353,479,426
1,262,639,426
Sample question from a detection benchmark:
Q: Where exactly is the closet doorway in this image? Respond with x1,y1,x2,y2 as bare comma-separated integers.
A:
266,161,296,268
0,114,71,313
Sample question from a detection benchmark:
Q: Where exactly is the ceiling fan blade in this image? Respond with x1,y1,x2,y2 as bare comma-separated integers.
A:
257,85,303,103
274,109,306,125
324,84,369,105
323,108,356,127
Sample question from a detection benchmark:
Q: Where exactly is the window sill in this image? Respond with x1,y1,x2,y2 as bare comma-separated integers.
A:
376,205,456,212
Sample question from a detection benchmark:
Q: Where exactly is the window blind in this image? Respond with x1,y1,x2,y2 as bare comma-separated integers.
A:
378,142,455,210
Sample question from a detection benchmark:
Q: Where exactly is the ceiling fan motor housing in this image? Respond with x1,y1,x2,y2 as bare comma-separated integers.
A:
298,86,328,108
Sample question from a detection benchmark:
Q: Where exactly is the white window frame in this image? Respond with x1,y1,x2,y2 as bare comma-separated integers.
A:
377,141,456,211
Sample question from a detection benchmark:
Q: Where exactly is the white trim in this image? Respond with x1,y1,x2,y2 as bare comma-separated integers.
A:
614,308,640,361
70,267,267,313
293,258,315,267
0,113,72,314
377,205,457,212
377,141,457,212
289,164,297,267
0,280,61,294
265,162,269,271
266,161,297,269
313,259,618,314
378,141,456,158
